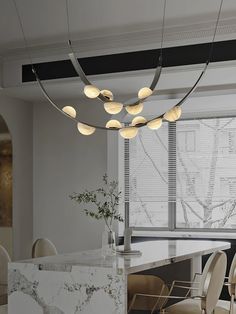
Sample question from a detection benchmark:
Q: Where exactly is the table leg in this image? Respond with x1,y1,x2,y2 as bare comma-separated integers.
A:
191,255,202,281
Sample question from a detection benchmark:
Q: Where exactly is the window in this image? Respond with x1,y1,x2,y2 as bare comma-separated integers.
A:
123,116,236,231
177,130,196,152
127,123,169,228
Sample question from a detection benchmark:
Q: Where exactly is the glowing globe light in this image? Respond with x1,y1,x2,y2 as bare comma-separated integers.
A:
131,116,147,126
62,106,77,118
147,118,162,130
84,85,100,99
164,105,182,122
100,90,114,101
138,87,153,99
77,122,96,135
106,120,122,129
104,102,123,114
125,103,143,115
119,127,138,139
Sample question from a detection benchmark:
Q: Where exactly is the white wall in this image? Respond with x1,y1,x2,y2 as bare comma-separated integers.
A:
0,94,33,260
33,100,108,253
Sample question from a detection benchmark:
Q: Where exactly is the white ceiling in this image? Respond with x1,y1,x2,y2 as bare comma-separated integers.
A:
1,0,236,55
1,0,236,103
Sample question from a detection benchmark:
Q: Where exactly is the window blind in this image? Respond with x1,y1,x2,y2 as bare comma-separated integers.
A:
125,123,169,228
176,117,236,229
124,116,236,230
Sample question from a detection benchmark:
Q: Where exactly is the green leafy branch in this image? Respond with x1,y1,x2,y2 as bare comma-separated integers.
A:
70,174,123,231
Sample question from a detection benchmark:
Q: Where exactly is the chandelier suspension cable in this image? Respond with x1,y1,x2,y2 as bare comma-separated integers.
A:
12,0,224,135
12,0,32,65
207,0,224,63
64,0,223,118
11,0,109,130
145,0,224,126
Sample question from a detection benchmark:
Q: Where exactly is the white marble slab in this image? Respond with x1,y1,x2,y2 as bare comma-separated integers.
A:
8,263,125,314
13,240,230,274
8,240,230,314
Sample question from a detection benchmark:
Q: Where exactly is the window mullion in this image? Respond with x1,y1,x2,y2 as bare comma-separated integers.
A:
168,122,177,231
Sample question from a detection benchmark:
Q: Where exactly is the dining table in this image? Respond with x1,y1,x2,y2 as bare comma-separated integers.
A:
8,239,230,314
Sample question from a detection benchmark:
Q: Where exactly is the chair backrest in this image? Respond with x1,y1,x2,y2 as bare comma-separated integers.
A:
0,304,7,314
228,253,236,296
32,238,57,258
0,245,11,285
128,274,169,311
199,251,227,314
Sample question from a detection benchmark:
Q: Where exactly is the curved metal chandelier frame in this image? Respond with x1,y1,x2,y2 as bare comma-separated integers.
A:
12,0,224,136
68,40,163,107
32,60,208,131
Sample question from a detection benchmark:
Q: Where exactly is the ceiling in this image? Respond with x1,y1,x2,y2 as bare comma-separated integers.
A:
1,0,236,55
1,0,236,103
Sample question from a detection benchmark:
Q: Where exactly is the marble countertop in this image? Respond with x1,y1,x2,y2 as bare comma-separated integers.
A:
13,240,230,274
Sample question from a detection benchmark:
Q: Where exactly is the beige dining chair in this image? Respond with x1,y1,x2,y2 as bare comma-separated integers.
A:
0,245,11,307
215,253,236,314
131,251,227,314
32,238,58,258
0,304,7,314
128,275,169,313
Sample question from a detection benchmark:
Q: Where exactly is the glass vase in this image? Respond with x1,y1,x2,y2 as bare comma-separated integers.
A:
102,227,116,257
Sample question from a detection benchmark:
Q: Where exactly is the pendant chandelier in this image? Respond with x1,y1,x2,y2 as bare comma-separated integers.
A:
13,0,224,139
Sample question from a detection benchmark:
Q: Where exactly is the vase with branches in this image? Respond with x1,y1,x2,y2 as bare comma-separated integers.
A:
70,174,123,256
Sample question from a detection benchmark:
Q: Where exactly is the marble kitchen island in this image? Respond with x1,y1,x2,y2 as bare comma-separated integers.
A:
8,240,230,314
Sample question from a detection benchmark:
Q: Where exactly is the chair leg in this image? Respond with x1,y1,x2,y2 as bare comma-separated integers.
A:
151,284,166,314
230,294,235,314
127,295,137,313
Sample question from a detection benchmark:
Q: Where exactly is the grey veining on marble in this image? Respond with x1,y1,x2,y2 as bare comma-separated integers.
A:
8,240,230,314
8,263,126,314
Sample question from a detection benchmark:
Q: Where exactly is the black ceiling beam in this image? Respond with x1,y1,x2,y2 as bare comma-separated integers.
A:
22,39,236,83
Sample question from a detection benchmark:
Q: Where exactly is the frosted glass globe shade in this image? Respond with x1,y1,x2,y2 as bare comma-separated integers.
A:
106,120,122,129
125,103,143,115
62,106,77,118
77,122,96,135
138,87,152,99
119,127,138,139
104,102,123,114
84,85,100,99
164,106,182,122
131,116,147,126
100,90,113,101
147,118,162,130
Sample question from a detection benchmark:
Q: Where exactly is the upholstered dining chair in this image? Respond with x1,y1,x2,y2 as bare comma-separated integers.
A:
128,275,169,313
32,238,58,258
0,245,11,307
130,251,227,314
0,304,7,314
215,253,236,314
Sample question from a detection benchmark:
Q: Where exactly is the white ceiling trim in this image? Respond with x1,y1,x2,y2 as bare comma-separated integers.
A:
2,16,236,62
2,59,236,102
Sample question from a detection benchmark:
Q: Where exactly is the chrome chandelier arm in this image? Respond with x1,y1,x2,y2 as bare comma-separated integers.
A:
32,59,207,131
150,55,163,91
68,42,109,103
68,40,163,107
176,62,209,107
137,62,209,127
124,56,163,107
32,67,108,130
